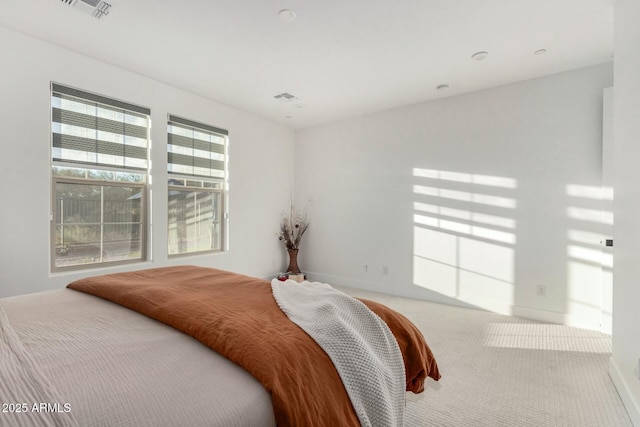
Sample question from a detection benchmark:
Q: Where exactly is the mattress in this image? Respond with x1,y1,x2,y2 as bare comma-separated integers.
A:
2,266,440,426
0,289,276,427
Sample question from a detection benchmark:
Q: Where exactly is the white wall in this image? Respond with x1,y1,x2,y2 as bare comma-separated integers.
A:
0,26,295,298
610,0,640,424
602,86,614,336
295,63,613,331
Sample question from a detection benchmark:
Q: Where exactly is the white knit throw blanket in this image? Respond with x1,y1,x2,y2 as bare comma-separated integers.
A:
271,279,406,427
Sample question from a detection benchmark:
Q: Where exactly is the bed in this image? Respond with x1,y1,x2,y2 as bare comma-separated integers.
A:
1,265,440,427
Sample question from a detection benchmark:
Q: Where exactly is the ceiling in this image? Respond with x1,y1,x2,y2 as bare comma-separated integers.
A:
0,0,613,129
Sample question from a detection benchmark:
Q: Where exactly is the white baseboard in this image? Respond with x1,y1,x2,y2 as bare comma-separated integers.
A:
609,358,640,426
306,271,607,333
512,305,603,332
306,272,524,317
304,272,475,309
305,272,385,291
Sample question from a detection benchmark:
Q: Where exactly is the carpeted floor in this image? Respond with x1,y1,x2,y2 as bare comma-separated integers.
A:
340,287,632,427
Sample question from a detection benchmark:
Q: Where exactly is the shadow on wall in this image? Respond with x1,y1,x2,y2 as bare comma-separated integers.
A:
411,167,612,331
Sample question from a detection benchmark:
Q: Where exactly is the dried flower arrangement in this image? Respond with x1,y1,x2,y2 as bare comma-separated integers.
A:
277,200,310,250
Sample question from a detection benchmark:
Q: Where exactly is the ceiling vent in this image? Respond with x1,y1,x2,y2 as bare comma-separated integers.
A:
61,0,112,19
274,92,298,102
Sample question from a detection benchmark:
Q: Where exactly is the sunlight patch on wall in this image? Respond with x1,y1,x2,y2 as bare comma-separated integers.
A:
567,229,601,245
413,227,514,302
566,184,613,201
565,184,613,331
414,202,516,229
566,207,613,225
459,237,514,304
414,212,515,244
566,260,603,322
414,227,457,296
567,244,612,268
412,168,517,312
413,168,517,189
413,185,517,209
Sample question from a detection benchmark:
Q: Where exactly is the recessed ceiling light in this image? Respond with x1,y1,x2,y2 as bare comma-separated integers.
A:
471,51,489,61
278,9,296,22
436,84,450,91
534,49,547,55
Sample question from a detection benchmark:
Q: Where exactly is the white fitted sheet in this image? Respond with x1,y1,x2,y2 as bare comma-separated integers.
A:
0,289,276,427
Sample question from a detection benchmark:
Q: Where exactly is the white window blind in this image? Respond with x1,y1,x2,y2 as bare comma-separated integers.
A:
167,115,228,179
50,83,150,271
51,83,150,171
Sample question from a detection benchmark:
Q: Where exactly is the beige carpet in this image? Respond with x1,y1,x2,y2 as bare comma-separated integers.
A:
340,287,632,427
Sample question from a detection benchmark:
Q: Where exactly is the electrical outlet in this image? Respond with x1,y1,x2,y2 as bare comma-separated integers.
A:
536,285,546,297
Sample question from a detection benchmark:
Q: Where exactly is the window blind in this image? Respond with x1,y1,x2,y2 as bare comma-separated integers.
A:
167,115,228,179
51,83,150,171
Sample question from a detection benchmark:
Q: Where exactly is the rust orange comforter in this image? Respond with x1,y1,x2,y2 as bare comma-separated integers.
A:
68,265,440,426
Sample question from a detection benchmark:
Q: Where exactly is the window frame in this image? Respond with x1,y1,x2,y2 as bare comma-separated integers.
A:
50,83,151,272
167,114,229,258
167,178,224,257
50,172,148,272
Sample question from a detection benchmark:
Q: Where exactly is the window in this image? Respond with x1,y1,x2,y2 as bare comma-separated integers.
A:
167,115,228,256
51,83,150,271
